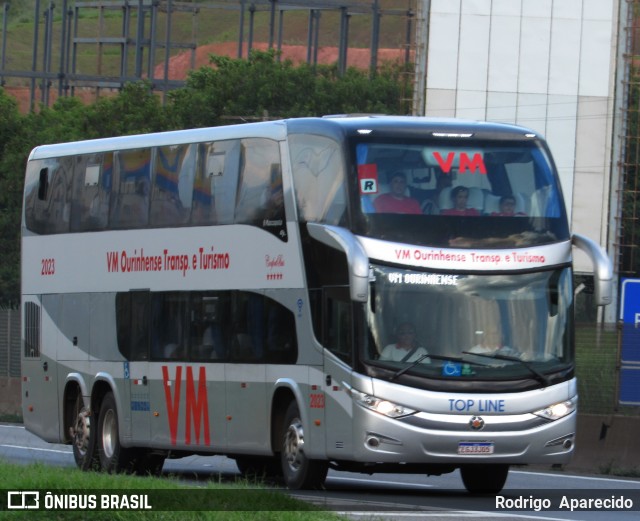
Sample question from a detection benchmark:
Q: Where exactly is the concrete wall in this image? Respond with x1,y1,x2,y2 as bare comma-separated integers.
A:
567,414,640,474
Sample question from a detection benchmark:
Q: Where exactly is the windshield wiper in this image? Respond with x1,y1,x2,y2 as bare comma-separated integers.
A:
391,354,430,380
462,350,550,386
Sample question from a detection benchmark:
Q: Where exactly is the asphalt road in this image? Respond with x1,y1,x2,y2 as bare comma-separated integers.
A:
1,423,639,520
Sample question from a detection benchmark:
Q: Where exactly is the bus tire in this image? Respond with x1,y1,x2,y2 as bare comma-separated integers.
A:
280,401,328,490
460,464,509,494
96,392,133,473
70,394,99,471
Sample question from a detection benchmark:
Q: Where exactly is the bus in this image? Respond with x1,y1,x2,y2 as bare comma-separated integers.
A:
21,116,612,493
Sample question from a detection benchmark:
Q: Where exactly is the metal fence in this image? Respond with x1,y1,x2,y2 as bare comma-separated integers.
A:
0,0,420,111
0,309,20,378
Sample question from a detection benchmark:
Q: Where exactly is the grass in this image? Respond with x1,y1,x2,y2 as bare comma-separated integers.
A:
598,459,640,478
0,460,344,520
0,414,22,424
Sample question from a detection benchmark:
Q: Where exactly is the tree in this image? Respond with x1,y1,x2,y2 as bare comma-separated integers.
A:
168,49,410,127
85,81,169,138
0,89,28,307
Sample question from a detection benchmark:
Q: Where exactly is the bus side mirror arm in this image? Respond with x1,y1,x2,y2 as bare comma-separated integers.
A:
307,223,369,302
572,233,613,306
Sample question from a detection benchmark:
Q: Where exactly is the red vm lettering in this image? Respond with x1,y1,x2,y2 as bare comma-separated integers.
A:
433,152,487,174
162,365,211,446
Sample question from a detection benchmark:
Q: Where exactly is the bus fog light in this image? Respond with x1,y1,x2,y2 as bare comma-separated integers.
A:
534,398,577,421
366,436,380,448
355,392,415,418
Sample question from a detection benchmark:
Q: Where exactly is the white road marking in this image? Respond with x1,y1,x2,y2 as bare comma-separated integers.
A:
511,469,640,485
0,443,71,454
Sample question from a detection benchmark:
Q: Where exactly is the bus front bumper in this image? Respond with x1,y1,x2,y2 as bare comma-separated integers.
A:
350,405,576,465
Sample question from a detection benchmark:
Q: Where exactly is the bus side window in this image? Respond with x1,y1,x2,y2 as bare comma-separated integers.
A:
189,292,227,361
25,161,48,234
70,153,109,232
325,288,353,365
150,144,193,227
35,158,73,234
228,291,297,364
289,133,347,226
151,292,189,360
110,149,151,229
235,138,286,240
264,295,297,364
191,142,220,226
212,140,241,225
116,291,150,361
230,292,264,363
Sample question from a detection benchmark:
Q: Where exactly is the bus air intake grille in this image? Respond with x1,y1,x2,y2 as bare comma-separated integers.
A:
399,414,550,432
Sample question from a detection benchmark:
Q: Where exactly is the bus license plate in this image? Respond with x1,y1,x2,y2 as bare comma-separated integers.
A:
458,442,494,455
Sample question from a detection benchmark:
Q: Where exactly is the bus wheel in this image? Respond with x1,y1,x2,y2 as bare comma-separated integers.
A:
280,401,328,490
460,464,509,494
70,394,98,471
97,392,132,473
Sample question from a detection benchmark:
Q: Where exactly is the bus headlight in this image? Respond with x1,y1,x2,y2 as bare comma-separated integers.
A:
533,398,577,421
355,392,416,418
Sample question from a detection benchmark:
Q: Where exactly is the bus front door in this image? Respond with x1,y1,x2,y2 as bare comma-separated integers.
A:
322,290,354,458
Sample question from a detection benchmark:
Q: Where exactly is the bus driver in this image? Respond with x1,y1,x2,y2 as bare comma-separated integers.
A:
379,322,430,363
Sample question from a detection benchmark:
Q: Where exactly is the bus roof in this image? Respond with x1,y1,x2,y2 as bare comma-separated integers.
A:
287,115,542,141
27,119,289,161
27,116,542,161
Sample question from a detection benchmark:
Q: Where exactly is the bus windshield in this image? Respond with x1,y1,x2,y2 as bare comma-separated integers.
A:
353,138,569,248
363,265,573,385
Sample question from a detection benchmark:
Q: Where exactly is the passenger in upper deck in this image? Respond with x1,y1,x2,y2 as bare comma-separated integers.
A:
420,172,452,215
373,171,422,215
490,195,526,217
440,186,480,216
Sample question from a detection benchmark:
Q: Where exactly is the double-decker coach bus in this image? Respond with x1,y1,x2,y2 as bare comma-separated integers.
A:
21,116,612,493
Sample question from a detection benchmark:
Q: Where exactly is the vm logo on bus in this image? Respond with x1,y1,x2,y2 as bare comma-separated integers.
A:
162,366,210,447
433,152,487,174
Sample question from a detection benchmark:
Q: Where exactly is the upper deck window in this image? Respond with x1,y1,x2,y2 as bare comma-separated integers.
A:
289,133,347,226
25,157,74,234
109,148,152,229
352,137,569,248
24,138,287,241
149,144,195,227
